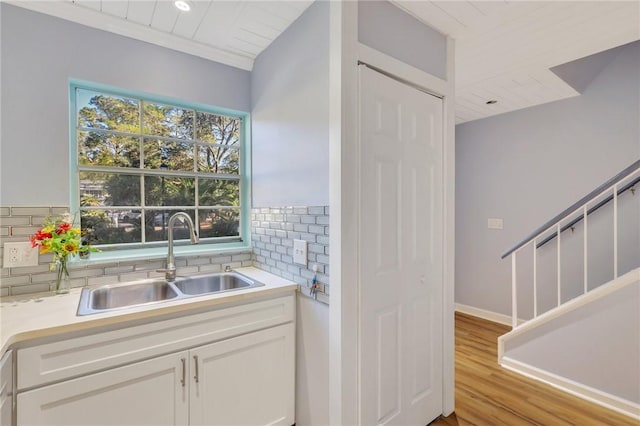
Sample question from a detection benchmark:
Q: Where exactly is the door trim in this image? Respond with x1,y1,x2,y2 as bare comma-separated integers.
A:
329,2,456,422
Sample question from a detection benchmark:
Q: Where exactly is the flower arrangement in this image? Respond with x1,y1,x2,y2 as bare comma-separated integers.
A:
30,213,97,293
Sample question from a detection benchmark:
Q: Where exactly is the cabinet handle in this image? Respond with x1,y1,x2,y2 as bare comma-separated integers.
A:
193,355,199,383
180,358,186,387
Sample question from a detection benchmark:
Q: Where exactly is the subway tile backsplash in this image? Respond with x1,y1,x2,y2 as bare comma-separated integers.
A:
0,205,330,305
251,206,329,305
0,206,252,297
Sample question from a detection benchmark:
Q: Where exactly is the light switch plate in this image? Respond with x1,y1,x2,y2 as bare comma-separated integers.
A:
3,241,39,268
488,218,504,230
293,239,307,266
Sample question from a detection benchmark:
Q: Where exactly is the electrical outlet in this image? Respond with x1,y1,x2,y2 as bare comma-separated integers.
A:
293,239,307,266
488,218,504,230
3,242,39,268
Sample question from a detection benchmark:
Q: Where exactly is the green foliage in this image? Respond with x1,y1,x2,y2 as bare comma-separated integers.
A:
77,90,242,245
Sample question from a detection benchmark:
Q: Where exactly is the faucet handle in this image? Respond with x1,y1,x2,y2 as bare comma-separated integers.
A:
157,267,177,281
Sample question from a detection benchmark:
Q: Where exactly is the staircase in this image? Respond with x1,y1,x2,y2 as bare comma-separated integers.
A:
497,160,640,419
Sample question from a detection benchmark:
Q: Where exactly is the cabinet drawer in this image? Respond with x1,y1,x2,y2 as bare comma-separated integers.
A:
17,351,188,426
18,294,294,390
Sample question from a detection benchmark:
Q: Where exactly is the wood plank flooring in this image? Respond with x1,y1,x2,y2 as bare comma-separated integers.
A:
430,312,638,426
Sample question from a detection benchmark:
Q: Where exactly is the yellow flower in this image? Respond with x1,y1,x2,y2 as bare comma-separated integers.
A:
40,242,51,254
42,224,55,234
63,241,79,255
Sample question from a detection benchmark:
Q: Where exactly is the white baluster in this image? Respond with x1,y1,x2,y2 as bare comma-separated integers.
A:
512,253,518,329
583,205,588,294
613,185,618,278
533,238,537,318
557,224,561,307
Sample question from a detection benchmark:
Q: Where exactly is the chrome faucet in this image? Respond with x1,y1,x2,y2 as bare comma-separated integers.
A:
158,212,199,281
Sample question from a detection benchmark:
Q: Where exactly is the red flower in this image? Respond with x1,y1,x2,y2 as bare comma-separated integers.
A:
29,235,40,248
34,229,52,240
56,222,72,234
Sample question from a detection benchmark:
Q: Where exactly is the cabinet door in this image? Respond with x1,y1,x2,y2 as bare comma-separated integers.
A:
0,350,12,426
190,323,295,426
17,351,189,426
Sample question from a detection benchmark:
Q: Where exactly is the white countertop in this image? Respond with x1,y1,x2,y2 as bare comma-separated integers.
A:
0,267,297,355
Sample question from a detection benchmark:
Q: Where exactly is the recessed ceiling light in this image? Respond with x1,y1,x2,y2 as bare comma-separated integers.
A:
174,1,191,12
486,99,498,105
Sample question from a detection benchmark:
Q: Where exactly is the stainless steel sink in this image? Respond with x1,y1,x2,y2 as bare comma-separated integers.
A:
78,280,179,315
174,272,263,295
77,272,264,316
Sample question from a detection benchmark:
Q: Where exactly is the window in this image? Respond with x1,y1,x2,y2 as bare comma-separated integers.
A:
72,83,248,249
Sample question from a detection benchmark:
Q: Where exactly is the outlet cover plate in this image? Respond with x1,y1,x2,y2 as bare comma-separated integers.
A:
293,239,307,266
3,241,39,268
488,218,504,230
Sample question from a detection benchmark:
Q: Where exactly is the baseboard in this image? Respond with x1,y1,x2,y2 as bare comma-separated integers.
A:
455,303,514,326
501,356,640,421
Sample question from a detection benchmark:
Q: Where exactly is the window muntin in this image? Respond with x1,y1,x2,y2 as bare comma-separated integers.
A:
74,85,245,248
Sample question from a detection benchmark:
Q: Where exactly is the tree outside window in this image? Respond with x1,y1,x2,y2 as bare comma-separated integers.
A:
74,86,244,248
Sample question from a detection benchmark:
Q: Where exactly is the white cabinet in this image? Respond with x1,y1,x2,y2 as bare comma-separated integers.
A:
0,350,12,426
15,294,295,426
18,352,189,426
190,323,295,426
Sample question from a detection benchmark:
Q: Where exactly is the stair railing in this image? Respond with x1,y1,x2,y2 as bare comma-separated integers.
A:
501,159,640,329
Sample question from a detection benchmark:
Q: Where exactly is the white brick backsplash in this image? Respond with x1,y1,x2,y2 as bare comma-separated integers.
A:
11,283,51,295
198,263,223,273
0,204,285,298
118,272,149,282
251,206,329,305
0,217,30,226
0,276,31,287
187,257,211,266
31,272,59,283
11,207,52,216
88,276,119,286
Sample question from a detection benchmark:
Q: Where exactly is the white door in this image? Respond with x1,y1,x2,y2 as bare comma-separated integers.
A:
359,65,444,426
189,323,295,426
17,351,189,426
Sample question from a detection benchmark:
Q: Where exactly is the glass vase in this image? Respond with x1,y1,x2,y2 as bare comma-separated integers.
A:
54,260,70,294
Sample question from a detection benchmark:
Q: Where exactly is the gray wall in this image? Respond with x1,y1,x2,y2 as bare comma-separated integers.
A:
456,41,640,317
250,3,330,425
251,1,330,208
357,0,447,80
504,279,640,404
0,4,251,206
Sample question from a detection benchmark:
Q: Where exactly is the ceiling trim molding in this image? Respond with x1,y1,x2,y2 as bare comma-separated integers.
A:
5,1,255,71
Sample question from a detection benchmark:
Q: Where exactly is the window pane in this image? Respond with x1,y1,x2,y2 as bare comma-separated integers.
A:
144,176,195,206
199,179,240,207
77,89,139,132
142,102,193,139
81,209,142,245
145,209,195,242
143,138,194,171
195,112,241,146
80,173,141,206
78,131,140,168
197,145,239,174
199,209,240,238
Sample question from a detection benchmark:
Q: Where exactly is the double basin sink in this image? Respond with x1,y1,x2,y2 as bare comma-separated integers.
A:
77,271,264,316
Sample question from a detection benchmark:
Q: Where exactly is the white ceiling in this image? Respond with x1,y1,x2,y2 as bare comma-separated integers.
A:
7,0,314,71
393,1,640,123
7,1,640,124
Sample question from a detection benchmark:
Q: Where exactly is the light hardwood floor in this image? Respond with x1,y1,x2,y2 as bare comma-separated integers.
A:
431,312,637,426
